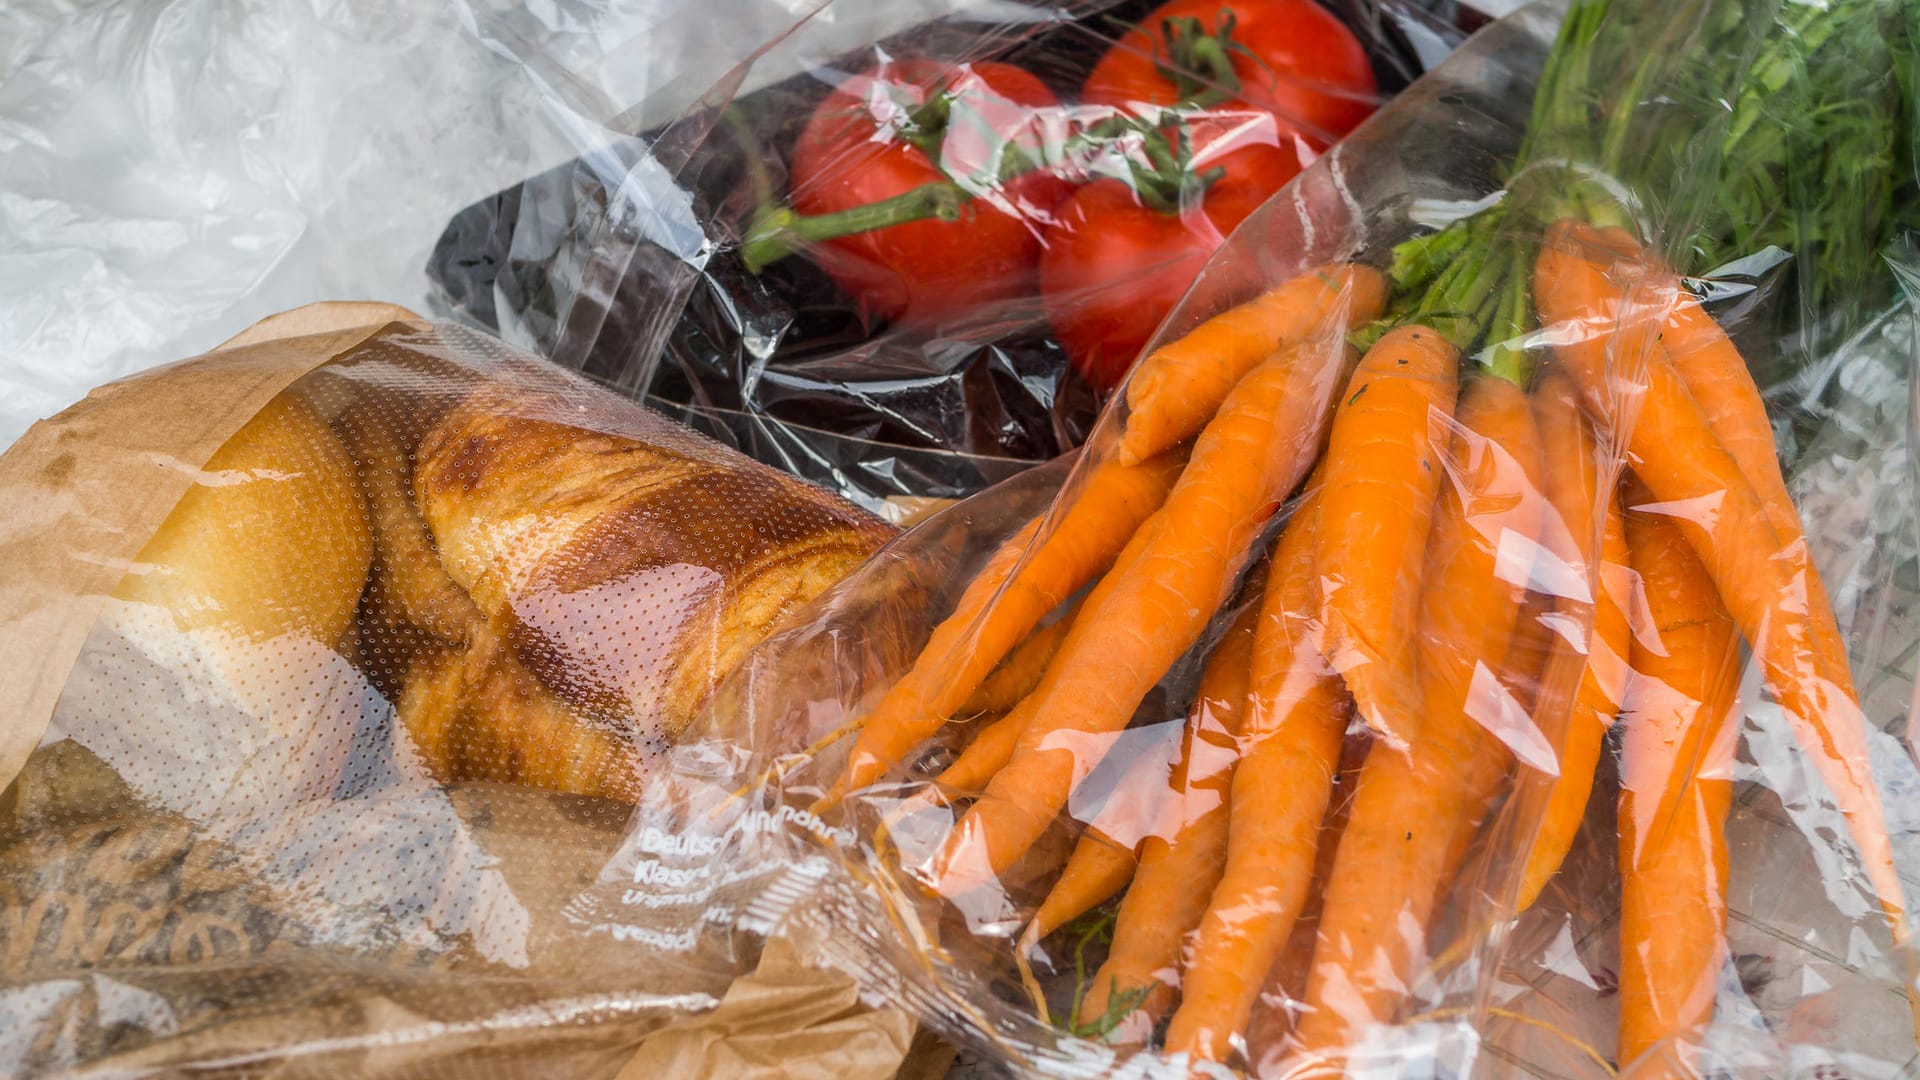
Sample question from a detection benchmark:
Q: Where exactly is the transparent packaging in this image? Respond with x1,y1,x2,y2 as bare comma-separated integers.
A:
425,0,1485,510
0,307,907,1076
6,0,1920,1076
0,0,1017,455
577,0,1920,1076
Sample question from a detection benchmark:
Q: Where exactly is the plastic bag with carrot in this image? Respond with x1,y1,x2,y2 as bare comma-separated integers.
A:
578,0,1920,1074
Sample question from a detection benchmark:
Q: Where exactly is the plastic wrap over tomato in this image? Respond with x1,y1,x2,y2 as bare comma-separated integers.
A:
427,0,1478,509
574,0,1920,1076
778,57,1074,329
733,0,1384,388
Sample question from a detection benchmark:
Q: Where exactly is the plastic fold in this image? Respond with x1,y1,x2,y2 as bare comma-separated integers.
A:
591,2,1920,1077
427,0,1478,510
0,306,907,1077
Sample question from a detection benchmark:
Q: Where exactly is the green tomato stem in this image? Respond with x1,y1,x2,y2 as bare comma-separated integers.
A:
739,24,1245,273
1187,38,1236,90
739,182,968,273
739,101,1234,268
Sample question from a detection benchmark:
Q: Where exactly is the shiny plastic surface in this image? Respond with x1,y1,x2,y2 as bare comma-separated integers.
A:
582,1,1920,1076
426,0,1483,509
0,0,1005,455
0,318,896,1076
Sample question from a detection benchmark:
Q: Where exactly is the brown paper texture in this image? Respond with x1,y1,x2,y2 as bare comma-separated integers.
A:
0,304,924,1079
0,302,417,795
614,937,915,1080
12,770,916,1079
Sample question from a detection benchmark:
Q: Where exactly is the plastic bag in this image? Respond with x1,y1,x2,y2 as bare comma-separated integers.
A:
425,0,1489,511
583,0,1920,1075
0,304,914,1076
0,0,1016,456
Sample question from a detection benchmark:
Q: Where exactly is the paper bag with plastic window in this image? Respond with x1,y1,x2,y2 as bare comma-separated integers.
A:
0,302,921,1078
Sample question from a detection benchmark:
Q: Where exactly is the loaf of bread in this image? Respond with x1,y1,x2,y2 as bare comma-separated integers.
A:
39,388,381,820
114,392,372,650
400,632,648,801
375,376,895,801
76,340,890,807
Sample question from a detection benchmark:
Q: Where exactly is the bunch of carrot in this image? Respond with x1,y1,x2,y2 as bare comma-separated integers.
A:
808,0,1920,1072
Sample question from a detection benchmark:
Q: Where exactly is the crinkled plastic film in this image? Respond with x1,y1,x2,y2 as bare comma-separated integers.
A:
590,0,1920,1076
9,0,1920,1077
0,314,903,1076
426,0,1483,511
0,0,863,451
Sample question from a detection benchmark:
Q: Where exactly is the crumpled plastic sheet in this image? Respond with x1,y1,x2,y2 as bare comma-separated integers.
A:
571,2,1920,1074
421,0,1484,509
0,0,983,452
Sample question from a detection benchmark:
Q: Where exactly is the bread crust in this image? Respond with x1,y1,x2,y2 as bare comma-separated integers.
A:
386,378,892,796
116,392,372,651
398,631,652,803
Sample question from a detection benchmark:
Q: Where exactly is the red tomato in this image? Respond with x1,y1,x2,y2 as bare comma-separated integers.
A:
1040,181,1219,392
789,58,1072,330
1176,110,1315,233
1083,0,1377,148
1041,112,1310,391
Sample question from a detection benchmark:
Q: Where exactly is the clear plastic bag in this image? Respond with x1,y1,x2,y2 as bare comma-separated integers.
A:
581,0,1920,1075
0,306,910,1076
0,0,1013,456
425,0,1487,510
9,0,1920,1076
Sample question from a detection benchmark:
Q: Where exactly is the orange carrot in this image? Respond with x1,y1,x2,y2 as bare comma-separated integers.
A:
937,710,1024,794
1118,266,1387,466
1616,494,1740,1073
831,451,1184,803
1287,375,1545,1067
1165,491,1350,1064
1074,604,1257,1040
1029,599,1258,945
1513,372,1631,910
1504,591,1560,706
1029,831,1137,943
934,337,1353,892
1588,236,1849,616
1534,220,1910,948
1314,324,1460,746
961,596,1084,716
938,524,1170,796
1243,733,1369,1073
1021,736,1181,943
1660,285,1843,650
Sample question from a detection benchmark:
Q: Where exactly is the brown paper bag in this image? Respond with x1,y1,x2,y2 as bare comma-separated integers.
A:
0,304,922,1079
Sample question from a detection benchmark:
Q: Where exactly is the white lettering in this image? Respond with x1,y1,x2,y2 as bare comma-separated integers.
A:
634,826,726,858
602,923,699,951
